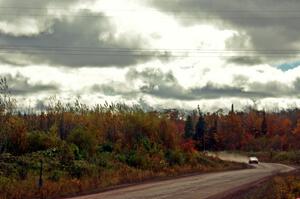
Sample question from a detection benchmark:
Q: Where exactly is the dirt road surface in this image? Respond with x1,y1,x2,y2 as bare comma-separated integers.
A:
67,162,294,199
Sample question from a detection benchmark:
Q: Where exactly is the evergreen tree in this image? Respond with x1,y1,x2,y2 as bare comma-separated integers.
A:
59,113,66,139
184,115,194,139
208,118,218,150
261,111,267,136
194,111,206,150
230,104,234,114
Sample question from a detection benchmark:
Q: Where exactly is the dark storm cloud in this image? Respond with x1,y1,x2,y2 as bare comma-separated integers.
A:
232,75,300,98
91,82,138,98
190,83,269,99
0,14,152,67
149,0,300,64
91,67,299,101
1,73,59,95
126,67,177,85
0,0,84,35
130,68,300,100
293,78,300,93
226,56,263,66
126,68,273,100
126,68,196,100
247,81,292,97
0,0,165,67
89,68,191,100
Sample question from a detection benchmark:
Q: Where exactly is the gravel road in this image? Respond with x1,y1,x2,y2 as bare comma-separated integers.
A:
67,162,294,199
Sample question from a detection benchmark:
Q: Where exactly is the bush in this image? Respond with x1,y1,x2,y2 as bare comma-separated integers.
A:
135,135,152,152
273,151,300,164
4,117,27,154
126,151,151,169
48,170,64,182
0,176,13,193
16,160,29,180
67,127,97,158
94,152,114,168
165,150,186,166
194,153,215,166
116,154,127,163
148,152,168,171
68,160,97,179
58,142,75,165
98,142,113,153
27,131,59,152
0,162,18,178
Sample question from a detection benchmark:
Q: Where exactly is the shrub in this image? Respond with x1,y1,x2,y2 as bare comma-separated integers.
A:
116,154,127,163
67,127,97,158
68,160,97,179
126,151,151,169
48,170,64,182
273,151,300,164
94,152,114,168
180,139,196,153
27,131,59,152
165,150,186,166
16,160,29,180
0,176,13,194
98,142,113,153
0,162,18,178
148,152,168,171
58,142,75,165
194,153,215,166
4,117,27,154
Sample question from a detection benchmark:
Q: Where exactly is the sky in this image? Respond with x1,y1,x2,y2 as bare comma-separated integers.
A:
1,0,300,112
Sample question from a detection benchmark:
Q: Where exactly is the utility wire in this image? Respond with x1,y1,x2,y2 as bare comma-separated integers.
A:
0,6,300,19
0,50,299,57
1,6,300,12
1,13,300,19
2,45,300,52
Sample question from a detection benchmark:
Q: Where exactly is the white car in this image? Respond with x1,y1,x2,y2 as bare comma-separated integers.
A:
248,157,259,164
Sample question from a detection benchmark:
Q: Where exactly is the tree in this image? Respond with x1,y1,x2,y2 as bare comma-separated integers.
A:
261,111,268,136
0,77,15,114
0,77,8,114
184,115,194,139
194,108,206,150
230,104,234,114
58,113,66,139
291,119,300,149
207,118,218,150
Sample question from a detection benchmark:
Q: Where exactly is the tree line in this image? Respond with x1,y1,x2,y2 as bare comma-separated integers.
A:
183,104,300,151
1,76,300,154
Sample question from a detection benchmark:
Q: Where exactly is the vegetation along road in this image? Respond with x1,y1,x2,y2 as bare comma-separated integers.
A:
68,162,294,199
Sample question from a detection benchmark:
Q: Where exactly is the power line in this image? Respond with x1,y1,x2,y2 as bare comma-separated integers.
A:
0,49,299,57
1,12,300,19
0,44,300,52
1,6,300,12
2,45,300,53
0,6,300,19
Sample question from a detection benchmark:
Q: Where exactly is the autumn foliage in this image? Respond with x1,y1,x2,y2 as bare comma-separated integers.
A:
0,100,248,199
1,77,300,198
183,107,300,152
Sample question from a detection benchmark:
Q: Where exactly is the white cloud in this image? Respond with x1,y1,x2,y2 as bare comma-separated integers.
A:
1,0,300,111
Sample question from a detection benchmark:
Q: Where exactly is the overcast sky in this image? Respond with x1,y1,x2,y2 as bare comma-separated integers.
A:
1,0,300,111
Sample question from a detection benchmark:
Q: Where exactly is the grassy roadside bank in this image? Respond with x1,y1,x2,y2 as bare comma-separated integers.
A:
222,170,300,199
0,151,247,199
